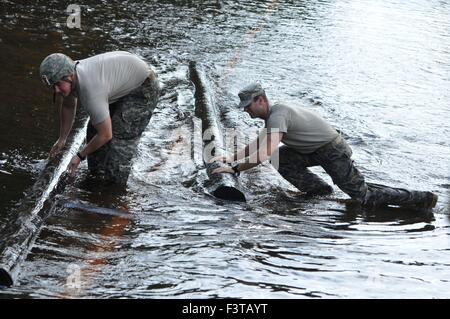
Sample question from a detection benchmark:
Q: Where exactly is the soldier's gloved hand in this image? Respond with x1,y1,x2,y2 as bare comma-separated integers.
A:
67,155,81,177
49,139,66,158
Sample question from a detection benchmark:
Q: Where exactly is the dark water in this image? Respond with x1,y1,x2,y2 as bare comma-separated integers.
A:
1,0,449,298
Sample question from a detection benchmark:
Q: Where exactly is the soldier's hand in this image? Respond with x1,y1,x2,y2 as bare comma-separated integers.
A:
209,155,231,164
67,155,81,177
211,166,234,175
49,139,66,158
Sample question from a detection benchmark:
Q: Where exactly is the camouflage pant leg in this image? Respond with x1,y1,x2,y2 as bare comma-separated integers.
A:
87,122,109,174
110,72,160,140
316,136,431,208
103,137,140,185
88,72,160,184
277,145,333,195
315,136,369,201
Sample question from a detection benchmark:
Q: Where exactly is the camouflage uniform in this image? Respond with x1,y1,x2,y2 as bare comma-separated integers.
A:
87,72,159,185
277,135,434,209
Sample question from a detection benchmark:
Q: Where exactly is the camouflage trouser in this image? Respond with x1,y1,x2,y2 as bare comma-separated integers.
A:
277,135,431,208
87,72,159,185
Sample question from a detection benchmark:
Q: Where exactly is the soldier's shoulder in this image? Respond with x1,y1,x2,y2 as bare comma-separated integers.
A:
271,102,293,113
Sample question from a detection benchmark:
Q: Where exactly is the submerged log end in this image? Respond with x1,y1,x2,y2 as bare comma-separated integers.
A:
212,185,246,202
0,268,13,287
206,162,246,202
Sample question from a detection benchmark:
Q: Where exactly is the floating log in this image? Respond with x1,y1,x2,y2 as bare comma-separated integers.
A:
189,61,246,202
0,119,88,287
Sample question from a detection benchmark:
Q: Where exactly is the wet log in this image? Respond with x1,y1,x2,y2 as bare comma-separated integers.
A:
0,119,88,287
189,61,246,202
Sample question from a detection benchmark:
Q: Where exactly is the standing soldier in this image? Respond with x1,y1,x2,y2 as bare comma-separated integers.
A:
40,51,159,185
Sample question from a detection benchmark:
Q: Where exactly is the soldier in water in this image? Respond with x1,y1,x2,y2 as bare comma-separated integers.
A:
212,83,438,210
40,51,159,185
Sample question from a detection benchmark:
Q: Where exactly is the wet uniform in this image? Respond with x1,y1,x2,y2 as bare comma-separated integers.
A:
75,51,160,185
266,102,432,208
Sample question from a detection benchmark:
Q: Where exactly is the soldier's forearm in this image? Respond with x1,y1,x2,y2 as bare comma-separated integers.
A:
59,99,76,141
79,133,111,158
235,161,260,173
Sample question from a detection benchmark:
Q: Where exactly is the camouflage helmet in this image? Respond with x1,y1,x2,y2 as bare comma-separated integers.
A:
39,53,75,86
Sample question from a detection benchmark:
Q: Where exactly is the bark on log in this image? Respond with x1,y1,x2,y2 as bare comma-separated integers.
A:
0,119,88,286
189,61,246,202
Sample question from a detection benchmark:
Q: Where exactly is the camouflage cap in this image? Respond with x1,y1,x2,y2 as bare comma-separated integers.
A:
39,53,75,86
238,83,265,108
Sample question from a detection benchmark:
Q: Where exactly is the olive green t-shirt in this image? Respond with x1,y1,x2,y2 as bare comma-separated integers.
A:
265,102,339,154
76,51,151,125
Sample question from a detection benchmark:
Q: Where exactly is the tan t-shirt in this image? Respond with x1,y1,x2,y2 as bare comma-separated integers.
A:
75,51,151,125
265,102,339,154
